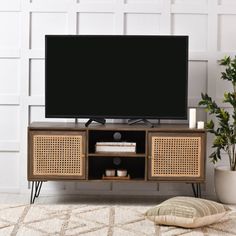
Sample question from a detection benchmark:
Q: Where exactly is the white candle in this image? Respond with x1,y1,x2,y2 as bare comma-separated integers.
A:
197,121,204,129
189,108,196,129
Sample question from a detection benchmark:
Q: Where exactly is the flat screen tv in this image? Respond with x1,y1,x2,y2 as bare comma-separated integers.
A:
45,35,188,122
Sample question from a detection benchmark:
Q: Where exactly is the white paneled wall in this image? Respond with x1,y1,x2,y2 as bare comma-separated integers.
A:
0,0,235,196
125,13,161,34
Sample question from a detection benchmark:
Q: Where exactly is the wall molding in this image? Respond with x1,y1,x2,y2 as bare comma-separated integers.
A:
0,0,236,194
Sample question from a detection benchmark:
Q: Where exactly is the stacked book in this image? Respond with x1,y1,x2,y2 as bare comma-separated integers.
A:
95,142,136,153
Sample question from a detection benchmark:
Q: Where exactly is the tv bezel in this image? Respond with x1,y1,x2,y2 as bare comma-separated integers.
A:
45,35,189,120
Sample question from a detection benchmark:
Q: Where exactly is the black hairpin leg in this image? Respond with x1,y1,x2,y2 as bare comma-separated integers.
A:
197,183,201,198
191,183,201,198
30,181,43,204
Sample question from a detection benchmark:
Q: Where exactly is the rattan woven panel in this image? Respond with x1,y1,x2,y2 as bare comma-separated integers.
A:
33,135,84,176
151,136,201,177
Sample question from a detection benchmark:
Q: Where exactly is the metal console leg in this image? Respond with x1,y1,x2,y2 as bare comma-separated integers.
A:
197,183,202,198
30,181,43,204
191,183,201,198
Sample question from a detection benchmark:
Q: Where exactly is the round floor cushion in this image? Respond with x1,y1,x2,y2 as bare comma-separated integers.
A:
145,196,231,228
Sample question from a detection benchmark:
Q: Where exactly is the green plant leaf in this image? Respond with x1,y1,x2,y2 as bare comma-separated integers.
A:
199,55,236,170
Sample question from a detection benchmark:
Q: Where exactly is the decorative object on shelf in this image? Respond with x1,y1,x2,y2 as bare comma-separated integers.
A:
105,169,116,177
95,142,136,153
145,196,231,228
189,108,196,128
117,169,128,177
199,55,236,204
197,121,204,129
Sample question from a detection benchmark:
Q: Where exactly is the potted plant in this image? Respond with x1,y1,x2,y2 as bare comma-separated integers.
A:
199,55,236,204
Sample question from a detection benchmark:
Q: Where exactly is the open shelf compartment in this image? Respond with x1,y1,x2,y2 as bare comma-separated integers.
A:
88,130,146,154
88,156,145,180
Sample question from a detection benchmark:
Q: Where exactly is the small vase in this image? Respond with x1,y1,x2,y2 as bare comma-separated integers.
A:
215,166,236,204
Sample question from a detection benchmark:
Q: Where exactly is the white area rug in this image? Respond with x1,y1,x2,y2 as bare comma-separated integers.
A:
0,202,236,236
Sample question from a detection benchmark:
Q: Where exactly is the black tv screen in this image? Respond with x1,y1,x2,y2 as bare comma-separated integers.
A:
45,35,188,120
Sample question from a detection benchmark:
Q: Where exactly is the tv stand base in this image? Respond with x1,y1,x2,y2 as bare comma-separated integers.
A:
28,122,206,203
85,118,106,127
128,119,154,128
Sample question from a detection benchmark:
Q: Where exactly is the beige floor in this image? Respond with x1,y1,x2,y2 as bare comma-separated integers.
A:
0,193,236,236
0,192,234,206
0,193,172,205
